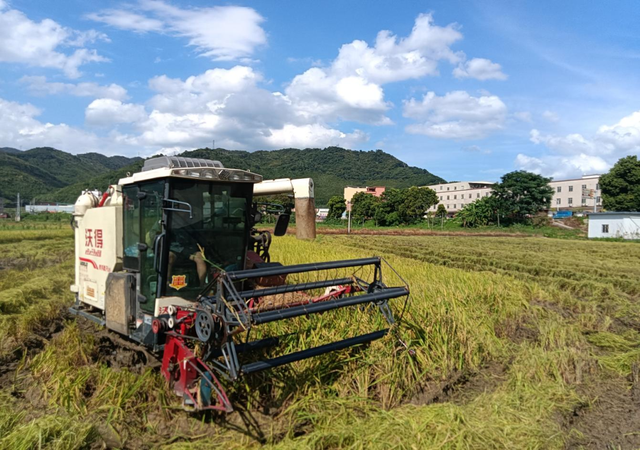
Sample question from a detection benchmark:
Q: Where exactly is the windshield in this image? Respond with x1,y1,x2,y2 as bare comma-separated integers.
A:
164,178,252,299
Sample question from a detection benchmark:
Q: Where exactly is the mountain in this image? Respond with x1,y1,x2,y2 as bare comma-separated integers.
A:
3,146,444,206
0,147,141,202
0,147,21,154
179,147,445,205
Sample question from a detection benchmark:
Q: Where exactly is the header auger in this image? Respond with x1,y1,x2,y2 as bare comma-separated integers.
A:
70,156,409,412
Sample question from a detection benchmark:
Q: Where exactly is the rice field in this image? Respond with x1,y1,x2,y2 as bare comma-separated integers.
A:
1,224,639,449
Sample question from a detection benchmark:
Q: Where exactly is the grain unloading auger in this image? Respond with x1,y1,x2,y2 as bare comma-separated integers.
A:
69,156,409,412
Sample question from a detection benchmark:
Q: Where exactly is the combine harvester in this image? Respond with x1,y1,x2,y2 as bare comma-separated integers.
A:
69,156,409,412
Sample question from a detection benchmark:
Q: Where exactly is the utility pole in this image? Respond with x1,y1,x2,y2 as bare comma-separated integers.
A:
15,193,21,222
347,201,351,234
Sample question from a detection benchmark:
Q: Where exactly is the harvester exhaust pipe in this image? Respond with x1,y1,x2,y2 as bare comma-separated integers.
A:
253,178,316,240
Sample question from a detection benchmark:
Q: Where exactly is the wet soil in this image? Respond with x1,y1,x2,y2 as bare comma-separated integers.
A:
409,361,508,407
564,374,640,449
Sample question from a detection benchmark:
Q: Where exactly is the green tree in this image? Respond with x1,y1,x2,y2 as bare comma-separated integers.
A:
492,171,554,222
350,192,380,224
399,187,439,223
599,156,640,211
436,204,447,228
457,196,505,227
376,188,405,226
326,196,346,220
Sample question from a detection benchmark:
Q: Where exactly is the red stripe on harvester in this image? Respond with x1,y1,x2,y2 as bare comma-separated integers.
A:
79,257,98,269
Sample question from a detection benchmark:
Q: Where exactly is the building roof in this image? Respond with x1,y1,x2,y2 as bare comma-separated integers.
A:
587,212,640,216
550,174,602,183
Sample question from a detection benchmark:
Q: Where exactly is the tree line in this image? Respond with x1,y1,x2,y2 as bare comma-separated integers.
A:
330,170,555,228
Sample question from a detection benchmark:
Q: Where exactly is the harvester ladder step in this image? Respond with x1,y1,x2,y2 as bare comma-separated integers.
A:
241,329,388,374
251,287,409,325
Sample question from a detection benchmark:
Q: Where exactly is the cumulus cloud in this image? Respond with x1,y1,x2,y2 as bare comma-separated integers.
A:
453,58,507,80
403,91,507,139
0,97,104,152
85,99,148,126
285,13,465,125
79,65,368,152
518,110,640,178
0,2,108,78
20,76,128,100
88,1,266,61
515,153,609,179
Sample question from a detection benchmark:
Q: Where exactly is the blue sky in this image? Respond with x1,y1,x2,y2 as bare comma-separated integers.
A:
0,0,639,182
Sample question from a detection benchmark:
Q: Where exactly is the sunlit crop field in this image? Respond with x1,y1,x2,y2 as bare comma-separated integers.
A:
1,224,639,449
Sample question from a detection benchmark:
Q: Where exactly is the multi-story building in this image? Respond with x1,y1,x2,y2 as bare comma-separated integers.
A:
426,181,494,214
343,186,386,211
548,175,601,211
424,175,602,214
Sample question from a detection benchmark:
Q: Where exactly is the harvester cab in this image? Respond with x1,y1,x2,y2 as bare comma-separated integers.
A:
70,156,409,412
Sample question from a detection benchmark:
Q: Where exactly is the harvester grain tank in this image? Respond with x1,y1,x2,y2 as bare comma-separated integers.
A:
70,156,409,411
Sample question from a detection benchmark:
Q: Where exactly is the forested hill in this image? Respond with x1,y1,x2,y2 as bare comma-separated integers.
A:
181,147,445,205
0,147,141,203
3,146,444,206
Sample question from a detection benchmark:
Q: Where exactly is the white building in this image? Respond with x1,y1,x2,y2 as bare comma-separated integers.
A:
588,212,640,240
425,175,602,214
426,181,494,214
549,175,601,211
316,208,329,221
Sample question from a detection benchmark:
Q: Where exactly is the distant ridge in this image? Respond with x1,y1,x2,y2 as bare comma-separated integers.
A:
0,147,21,154
0,147,141,202
1,146,445,206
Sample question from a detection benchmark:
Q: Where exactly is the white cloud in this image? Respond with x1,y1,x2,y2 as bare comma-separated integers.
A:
81,65,369,152
88,1,266,61
597,111,640,151
330,13,463,84
261,124,367,149
85,9,163,33
0,2,108,78
513,111,533,122
519,110,640,178
515,153,609,179
85,99,147,126
453,58,507,80
542,110,560,122
285,13,464,125
403,91,507,139
20,76,128,100
0,97,103,152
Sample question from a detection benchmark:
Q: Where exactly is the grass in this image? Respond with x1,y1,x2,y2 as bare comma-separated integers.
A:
0,223,639,448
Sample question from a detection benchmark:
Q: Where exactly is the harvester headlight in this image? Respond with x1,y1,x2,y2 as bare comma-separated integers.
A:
203,170,214,179
231,173,241,181
188,171,201,177
172,169,188,176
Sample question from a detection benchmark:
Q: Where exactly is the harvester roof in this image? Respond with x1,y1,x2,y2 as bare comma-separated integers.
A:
118,156,263,186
